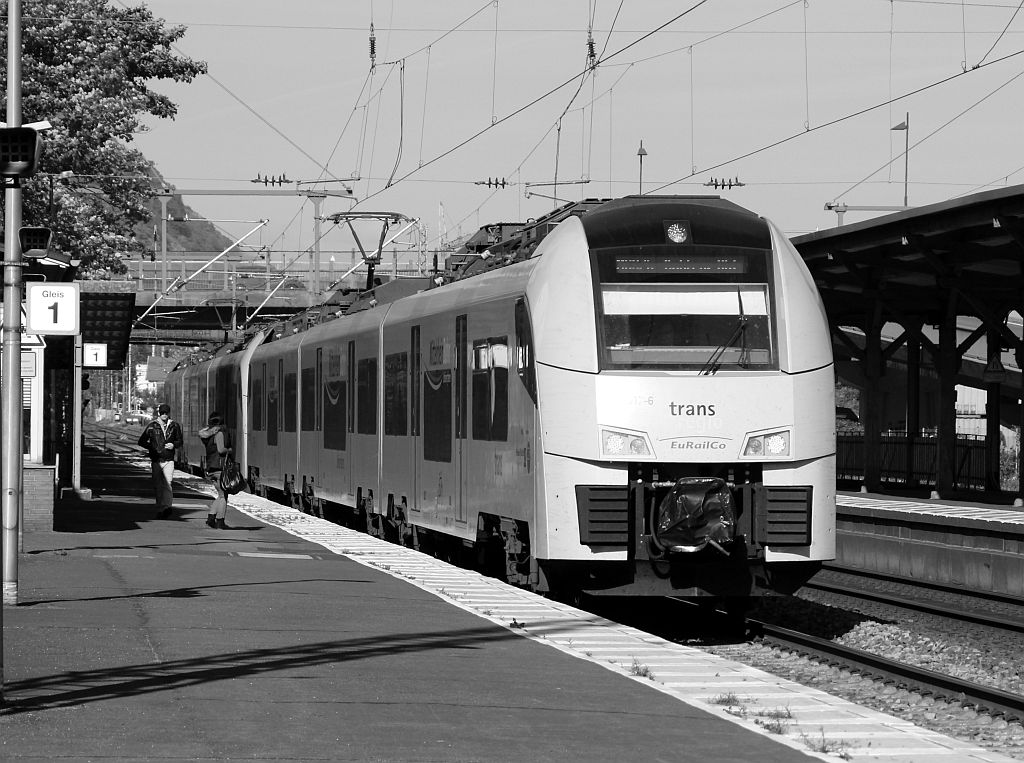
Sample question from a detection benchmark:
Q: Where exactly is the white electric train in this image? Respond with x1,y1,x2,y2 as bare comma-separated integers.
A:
165,196,836,599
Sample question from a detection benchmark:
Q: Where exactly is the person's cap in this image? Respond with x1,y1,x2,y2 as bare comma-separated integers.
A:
207,413,221,425
157,404,171,415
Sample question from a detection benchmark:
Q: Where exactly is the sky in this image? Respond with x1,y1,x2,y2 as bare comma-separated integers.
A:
125,0,1024,274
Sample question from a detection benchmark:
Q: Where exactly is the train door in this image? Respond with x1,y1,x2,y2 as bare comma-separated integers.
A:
455,313,468,524
421,318,454,524
298,346,319,502
321,342,351,505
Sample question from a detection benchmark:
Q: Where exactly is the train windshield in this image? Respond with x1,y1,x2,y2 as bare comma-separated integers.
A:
593,245,776,370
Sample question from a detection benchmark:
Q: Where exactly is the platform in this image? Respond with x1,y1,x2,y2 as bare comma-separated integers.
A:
837,491,1024,597
0,447,1015,762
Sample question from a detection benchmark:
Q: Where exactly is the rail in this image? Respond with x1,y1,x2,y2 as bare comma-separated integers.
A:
751,619,1024,721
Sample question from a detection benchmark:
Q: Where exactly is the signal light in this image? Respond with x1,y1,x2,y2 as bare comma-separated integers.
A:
19,226,52,259
82,373,90,391
0,127,42,179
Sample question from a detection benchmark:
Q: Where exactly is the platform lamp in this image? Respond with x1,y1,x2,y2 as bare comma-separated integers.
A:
891,114,909,207
1,120,47,625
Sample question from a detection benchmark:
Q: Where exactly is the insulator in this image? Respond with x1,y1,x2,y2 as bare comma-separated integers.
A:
587,34,596,62
369,23,377,67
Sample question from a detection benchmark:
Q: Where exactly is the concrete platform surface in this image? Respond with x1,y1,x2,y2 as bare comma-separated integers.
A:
0,447,815,763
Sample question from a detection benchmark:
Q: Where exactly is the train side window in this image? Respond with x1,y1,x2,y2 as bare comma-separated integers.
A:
301,366,315,431
267,361,279,446
384,352,408,436
514,298,537,404
456,314,467,440
323,346,347,451
471,341,489,440
356,356,377,435
226,372,237,431
284,371,297,433
216,365,234,430
491,339,508,441
189,375,200,434
423,366,452,463
198,375,207,432
410,326,421,437
347,341,355,434
316,347,324,432
472,336,509,442
252,363,264,431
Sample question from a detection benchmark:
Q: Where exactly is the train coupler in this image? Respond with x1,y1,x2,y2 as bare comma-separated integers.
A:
631,477,737,560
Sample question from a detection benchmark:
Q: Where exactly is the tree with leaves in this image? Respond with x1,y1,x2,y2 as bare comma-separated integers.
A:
0,0,206,277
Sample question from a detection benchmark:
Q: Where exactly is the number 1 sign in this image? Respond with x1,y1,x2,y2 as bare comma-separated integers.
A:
25,282,80,335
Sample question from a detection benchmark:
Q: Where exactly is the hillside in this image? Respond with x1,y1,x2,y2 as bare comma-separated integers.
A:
134,169,234,257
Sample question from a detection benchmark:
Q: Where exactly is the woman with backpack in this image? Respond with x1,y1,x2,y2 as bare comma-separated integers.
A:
199,413,233,529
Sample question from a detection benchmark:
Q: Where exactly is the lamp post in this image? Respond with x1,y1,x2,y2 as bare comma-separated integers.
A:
891,113,909,207
637,140,647,195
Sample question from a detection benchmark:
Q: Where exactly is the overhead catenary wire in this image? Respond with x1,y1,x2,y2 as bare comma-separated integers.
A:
379,0,495,65
491,0,500,124
974,0,1024,67
418,46,432,167
802,0,811,130
961,0,970,70
645,44,1024,197
109,0,1024,261
831,62,1024,202
385,59,406,188
357,0,713,212
623,0,803,68
888,0,897,181
435,0,630,236
419,1,707,242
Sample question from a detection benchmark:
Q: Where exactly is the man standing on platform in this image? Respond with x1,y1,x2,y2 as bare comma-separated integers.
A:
138,403,183,519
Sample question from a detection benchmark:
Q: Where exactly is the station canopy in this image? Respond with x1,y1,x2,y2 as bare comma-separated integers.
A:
791,184,1024,333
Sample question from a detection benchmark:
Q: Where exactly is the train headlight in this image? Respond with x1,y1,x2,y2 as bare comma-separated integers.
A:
741,429,791,458
600,428,652,458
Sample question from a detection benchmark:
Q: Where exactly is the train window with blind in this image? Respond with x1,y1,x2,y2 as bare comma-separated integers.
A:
593,245,777,370
471,337,509,442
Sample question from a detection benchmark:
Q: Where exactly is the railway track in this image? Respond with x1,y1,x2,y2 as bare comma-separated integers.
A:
744,563,1024,723
750,617,1024,722
804,568,1024,635
85,421,147,458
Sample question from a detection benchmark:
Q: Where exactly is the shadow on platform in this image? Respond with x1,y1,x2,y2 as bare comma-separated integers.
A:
0,623,529,716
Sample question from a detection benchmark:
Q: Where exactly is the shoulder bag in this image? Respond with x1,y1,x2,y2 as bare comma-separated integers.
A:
219,455,247,495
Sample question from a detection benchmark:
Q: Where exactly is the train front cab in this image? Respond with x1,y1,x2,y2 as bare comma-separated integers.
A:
526,196,836,599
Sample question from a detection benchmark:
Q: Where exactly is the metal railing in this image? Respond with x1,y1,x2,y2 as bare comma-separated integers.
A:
837,433,989,490
127,258,427,295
